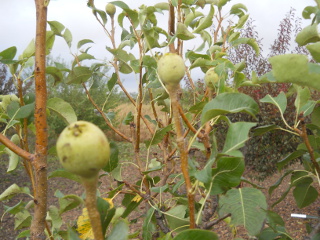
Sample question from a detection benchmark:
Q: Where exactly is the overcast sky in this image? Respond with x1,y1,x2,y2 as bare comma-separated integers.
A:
0,0,316,90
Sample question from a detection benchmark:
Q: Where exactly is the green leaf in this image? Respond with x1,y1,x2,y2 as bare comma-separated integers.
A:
201,93,259,124
46,66,63,84
48,169,81,183
176,22,195,40
46,31,56,55
5,134,20,173
21,39,35,59
96,197,113,235
165,205,189,232
0,184,30,201
14,209,32,230
16,230,30,239
7,101,34,120
142,207,156,240
63,28,73,48
277,150,306,171
219,188,267,236
72,53,95,67
296,24,320,46
258,226,292,240
103,141,119,172
311,106,320,128
110,1,139,28
185,11,204,27
236,14,249,28
217,0,231,10
230,3,247,17
264,209,285,229
121,193,143,218
253,124,281,136
0,46,17,64
222,122,256,155
269,54,320,91
107,72,118,91
48,205,63,229
77,39,94,49
107,219,129,240
210,156,244,194
173,229,219,240
269,170,293,196
293,183,318,208
302,6,317,19
193,5,214,33
231,37,259,55
307,42,320,62
48,21,65,36
59,194,84,214
67,228,82,240
260,91,287,116
145,125,173,148
66,66,92,84
47,97,77,124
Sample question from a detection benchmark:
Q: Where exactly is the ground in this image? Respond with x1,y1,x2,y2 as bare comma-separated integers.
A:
0,143,319,240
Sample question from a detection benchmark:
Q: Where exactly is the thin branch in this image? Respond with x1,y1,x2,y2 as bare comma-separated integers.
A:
0,133,33,160
202,213,231,229
82,83,132,142
294,115,320,176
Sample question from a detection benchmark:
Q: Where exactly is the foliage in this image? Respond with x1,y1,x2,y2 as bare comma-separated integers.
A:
0,0,320,239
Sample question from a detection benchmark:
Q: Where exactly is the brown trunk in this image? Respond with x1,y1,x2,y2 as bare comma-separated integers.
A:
30,0,48,239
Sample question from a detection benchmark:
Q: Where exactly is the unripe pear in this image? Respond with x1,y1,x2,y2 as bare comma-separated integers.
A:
106,3,116,17
56,121,110,179
204,68,219,90
157,53,185,89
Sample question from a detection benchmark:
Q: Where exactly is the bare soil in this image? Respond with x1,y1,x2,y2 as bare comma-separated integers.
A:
0,157,319,240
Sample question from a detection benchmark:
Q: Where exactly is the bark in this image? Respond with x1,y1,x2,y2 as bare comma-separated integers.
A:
30,0,48,239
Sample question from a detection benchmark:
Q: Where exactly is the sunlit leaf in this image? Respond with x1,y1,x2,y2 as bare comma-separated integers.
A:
260,91,287,118
66,66,92,84
0,46,17,64
222,122,256,155
269,54,320,91
307,42,320,62
201,93,259,124
47,97,77,124
14,209,32,230
176,22,195,40
173,229,218,240
296,24,320,46
219,188,267,236
193,5,214,33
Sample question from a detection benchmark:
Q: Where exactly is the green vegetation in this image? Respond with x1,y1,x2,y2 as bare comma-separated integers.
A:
0,0,320,239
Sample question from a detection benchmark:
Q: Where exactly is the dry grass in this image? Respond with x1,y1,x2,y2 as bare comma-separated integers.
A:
110,103,168,142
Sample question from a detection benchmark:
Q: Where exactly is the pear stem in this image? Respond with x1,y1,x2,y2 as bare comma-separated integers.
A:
82,175,104,240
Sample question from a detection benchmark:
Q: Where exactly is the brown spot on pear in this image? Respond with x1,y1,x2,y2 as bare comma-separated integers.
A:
56,121,110,178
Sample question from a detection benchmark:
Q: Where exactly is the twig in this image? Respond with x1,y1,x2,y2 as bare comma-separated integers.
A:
294,115,320,176
202,213,231,229
123,181,171,234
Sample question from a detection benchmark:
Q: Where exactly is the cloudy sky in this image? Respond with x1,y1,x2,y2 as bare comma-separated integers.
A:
0,0,316,90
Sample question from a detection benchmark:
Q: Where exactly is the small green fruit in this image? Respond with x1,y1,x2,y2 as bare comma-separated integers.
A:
106,3,116,16
56,121,110,178
157,53,186,89
204,68,219,90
